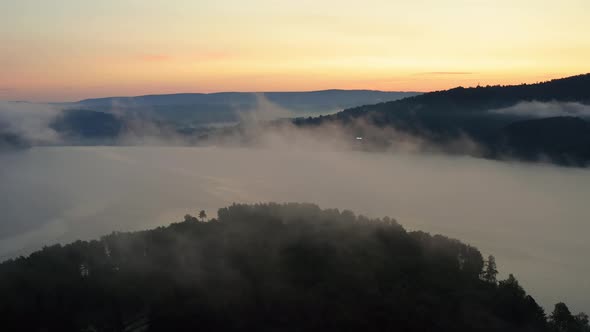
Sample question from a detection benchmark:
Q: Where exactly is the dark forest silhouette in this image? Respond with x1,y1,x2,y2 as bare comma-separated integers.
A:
1,203,587,331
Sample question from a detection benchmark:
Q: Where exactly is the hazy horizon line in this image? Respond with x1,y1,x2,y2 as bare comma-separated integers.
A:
0,89,425,105
3,72,588,104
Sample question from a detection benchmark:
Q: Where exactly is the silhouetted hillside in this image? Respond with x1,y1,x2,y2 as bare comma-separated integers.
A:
492,117,590,164
296,74,590,166
337,74,590,123
1,203,587,331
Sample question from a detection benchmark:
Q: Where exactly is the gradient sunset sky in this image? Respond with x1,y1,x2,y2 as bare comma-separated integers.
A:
1,0,589,101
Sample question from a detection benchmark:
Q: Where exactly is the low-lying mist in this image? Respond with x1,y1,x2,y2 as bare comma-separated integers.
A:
491,101,590,118
0,101,61,145
0,145,589,313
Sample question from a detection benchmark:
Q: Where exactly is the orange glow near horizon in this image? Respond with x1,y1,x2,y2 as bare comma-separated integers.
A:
1,0,589,101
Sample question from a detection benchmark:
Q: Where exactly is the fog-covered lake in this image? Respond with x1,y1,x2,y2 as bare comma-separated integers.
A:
1,146,589,312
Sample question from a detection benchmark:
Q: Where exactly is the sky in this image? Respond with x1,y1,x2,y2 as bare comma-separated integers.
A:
1,0,589,102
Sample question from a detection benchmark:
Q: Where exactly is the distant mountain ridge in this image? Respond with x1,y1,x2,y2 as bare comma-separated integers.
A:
70,90,420,126
77,89,420,107
39,90,417,146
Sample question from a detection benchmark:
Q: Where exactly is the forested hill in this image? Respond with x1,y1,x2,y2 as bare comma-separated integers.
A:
295,74,590,166
1,203,588,331
330,73,590,122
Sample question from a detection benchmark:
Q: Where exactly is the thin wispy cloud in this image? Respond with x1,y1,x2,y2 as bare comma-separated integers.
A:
137,54,173,62
0,101,60,143
136,52,232,64
191,51,233,62
415,72,475,76
491,101,590,118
